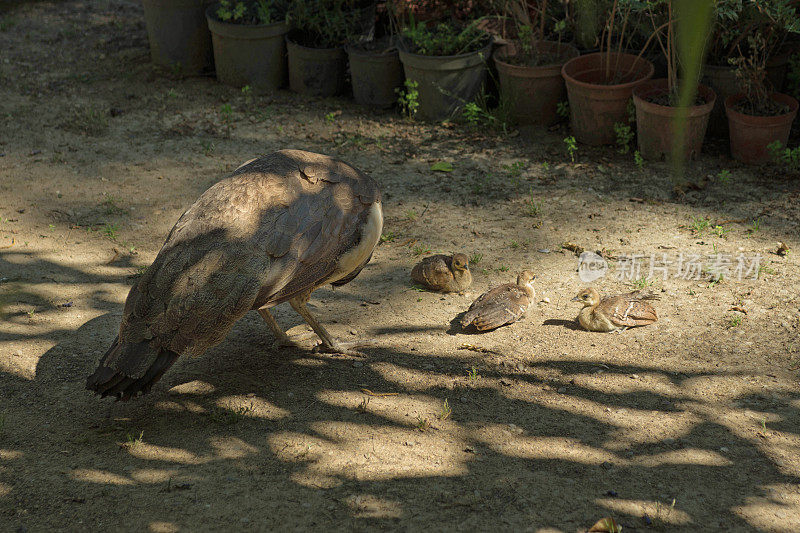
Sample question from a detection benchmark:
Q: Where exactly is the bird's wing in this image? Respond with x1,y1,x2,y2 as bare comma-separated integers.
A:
108,151,380,379
412,255,451,287
461,284,529,330
598,293,658,327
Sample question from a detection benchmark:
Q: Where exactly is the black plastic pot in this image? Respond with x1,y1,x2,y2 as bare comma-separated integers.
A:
142,0,215,75
206,6,288,93
347,39,404,108
397,40,492,121
286,33,347,97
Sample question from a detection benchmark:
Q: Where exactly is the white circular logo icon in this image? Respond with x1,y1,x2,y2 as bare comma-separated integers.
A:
578,251,608,282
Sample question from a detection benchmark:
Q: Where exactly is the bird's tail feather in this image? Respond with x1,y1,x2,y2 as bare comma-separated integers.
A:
86,336,180,401
460,309,479,328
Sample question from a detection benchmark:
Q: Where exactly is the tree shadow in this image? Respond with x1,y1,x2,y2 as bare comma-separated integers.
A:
0,300,794,530
543,318,583,330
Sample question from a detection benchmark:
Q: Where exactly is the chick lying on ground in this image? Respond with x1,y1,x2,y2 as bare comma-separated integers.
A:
460,271,536,331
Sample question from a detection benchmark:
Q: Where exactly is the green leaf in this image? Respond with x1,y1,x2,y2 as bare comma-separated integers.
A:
430,161,454,172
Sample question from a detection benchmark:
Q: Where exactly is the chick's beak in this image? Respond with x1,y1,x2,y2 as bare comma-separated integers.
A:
570,296,580,302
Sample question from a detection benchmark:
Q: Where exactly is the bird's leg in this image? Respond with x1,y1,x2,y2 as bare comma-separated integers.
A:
288,292,372,356
257,307,317,349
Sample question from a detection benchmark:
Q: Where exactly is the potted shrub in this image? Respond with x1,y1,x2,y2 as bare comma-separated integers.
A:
493,1,579,126
631,1,716,161
347,36,405,108
561,0,654,145
142,0,216,75
702,1,797,136
724,2,800,164
397,16,493,121
700,2,750,136
286,0,375,97
206,0,289,92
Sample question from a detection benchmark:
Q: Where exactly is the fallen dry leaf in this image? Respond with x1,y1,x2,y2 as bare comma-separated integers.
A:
588,516,622,532
562,242,585,255
360,389,399,397
458,344,500,355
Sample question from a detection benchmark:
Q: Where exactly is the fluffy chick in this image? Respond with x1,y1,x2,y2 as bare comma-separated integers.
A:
411,253,472,292
572,287,658,332
460,270,536,331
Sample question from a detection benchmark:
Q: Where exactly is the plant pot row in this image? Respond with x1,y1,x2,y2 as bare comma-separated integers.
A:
141,1,798,164
558,51,798,164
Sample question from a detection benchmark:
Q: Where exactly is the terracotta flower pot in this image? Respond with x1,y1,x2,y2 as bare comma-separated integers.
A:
142,0,215,75
702,59,792,137
347,39,404,109
725,92,799,164
206,5,288,93
398,40,492,121
632,79,716,161
494,40,579,126
561,52,654,145
286,33,347,97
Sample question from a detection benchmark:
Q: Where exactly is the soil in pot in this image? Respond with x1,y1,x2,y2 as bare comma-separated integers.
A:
286,32,347,97
725,92,799,164
347,37,404,108
632,79,716,161
206,3,289,93
142,0,215,75
561,52,654,145
494,40,579,126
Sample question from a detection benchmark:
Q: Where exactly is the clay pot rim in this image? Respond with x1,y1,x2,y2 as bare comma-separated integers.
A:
397,38,493,62
345,39,399,59
285,31,345,52
724,92,799,122
561,52,654,90
632,79,717,118
205,3,288,31
493,40,579,70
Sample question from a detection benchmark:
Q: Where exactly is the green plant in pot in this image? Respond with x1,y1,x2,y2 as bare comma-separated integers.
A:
206,0,289,92
700,0,749,136
396,14,492,121
286,0,374,96
493,0,579,126
561,0,655,146
723,0,800,164
631,0,716,161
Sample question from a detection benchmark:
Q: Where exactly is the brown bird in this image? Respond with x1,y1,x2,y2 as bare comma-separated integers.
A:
86,149,383,400
411,253,472,292
571,287,658,332
460,271,536,331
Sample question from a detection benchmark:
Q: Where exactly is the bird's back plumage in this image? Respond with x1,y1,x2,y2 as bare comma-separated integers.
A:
86,149,381,400
461,283,532,331
598,291,658,327
411,254,471,292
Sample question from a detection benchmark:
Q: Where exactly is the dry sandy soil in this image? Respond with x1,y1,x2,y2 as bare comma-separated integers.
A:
1,1,800,531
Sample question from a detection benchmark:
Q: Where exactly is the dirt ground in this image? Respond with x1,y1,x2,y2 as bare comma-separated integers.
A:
1,1,800,531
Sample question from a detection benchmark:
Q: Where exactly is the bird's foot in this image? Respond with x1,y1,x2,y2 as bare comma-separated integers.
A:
272,330,320,350
312,339,376,357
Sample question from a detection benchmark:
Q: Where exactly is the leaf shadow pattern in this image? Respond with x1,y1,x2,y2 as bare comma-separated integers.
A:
0,301,795,531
